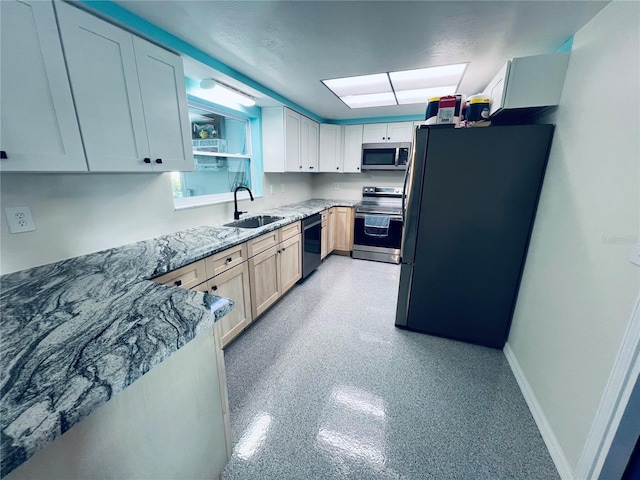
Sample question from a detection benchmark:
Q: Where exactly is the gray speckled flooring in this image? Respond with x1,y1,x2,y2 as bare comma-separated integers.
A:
222,255,558,480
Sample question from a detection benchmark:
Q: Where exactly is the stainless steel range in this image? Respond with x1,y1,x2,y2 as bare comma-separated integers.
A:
352,186,403,264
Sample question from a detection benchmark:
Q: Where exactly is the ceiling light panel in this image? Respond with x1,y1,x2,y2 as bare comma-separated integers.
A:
340,92,397,109
323,73,392,97
395,85,458,105
389,63,468,90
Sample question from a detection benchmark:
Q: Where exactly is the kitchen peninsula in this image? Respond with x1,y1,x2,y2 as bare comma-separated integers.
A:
0,199,355,479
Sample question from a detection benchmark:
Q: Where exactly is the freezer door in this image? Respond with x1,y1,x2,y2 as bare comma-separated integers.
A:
400,127,429,264
394,263,413,327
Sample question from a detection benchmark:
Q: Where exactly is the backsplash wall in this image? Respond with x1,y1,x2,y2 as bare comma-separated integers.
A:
0,172,313,274
312,171,405,200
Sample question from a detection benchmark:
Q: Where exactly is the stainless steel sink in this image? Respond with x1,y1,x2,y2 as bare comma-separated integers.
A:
224,215,283,229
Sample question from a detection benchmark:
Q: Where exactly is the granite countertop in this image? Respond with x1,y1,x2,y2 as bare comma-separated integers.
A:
0,198,355,477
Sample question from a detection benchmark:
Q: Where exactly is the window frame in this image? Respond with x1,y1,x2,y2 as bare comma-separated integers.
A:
172,99,259,210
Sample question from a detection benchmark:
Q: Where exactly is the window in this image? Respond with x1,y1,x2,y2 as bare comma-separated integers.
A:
172,101,255,209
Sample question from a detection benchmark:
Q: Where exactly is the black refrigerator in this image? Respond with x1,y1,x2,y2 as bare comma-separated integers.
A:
395,124,554,349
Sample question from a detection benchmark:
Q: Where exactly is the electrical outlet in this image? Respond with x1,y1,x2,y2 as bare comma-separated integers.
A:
333,183,339,190
5,206,36,233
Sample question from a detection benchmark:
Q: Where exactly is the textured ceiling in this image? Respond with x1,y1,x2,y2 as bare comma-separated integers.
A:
112,0,609,121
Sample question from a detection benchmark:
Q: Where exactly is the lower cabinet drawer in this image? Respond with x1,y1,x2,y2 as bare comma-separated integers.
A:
205,243,247,278
152,259,207,289
247,229,281,257
281,220,301,241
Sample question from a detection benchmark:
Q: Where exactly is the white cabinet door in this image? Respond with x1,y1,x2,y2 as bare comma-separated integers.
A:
362,123,388,143
319,124,343,172
133,36,193,172
343,124,363,173
56,1,149,172
0,0,86,172
484,61,510,116
284,108,301,172
302,117,319,173
387,122,414,142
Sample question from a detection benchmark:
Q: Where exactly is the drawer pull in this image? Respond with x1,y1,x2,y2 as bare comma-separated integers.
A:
174,279,182,286
211,285,218,291
226,257,233,263
282,247,286,251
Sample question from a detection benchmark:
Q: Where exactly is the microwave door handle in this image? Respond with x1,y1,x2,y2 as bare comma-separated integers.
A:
394,147,400,167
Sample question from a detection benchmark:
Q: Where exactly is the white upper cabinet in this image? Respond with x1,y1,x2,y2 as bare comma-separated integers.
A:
262,107,318,173
362,122,413,143
319,124,343,172
55,2,193,172
342,124,363,173
300,116,319,172
0,0,87,172
133,36,193,172
483,52,570,117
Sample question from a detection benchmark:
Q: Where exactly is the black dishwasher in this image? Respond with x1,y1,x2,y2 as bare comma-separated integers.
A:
301,213,322,279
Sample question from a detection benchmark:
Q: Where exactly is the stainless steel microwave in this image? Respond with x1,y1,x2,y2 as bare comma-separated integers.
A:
361,142,412,171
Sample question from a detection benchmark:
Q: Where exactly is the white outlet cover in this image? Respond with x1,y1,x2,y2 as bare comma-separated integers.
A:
5,206,36,233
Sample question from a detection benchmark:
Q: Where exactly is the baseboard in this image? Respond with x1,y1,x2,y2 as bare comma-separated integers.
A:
503,343,574,480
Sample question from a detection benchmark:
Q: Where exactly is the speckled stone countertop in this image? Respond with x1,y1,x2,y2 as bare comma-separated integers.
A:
0,198,355,477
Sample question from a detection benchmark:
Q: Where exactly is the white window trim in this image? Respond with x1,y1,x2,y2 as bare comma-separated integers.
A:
173,101,257,209
173,190,261,211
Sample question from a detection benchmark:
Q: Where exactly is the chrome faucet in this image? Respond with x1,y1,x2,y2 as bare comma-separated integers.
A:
233,185,254,220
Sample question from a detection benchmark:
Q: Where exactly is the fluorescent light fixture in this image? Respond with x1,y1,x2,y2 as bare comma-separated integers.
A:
198,78,256,107
322,73,391,96
389,63,467,90
322,62,468,108
341,92,397,108
395,85,458,105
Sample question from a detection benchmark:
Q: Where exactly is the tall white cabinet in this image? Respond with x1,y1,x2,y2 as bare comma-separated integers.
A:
0,0,87,172
55,1,193,173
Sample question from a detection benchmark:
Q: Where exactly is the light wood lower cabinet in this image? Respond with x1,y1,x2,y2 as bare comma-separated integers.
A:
333,207,354,252
248,232,302,319
207,262,252,348
321,210,329,260
328,208,337,252
280,233,302,293
248,244,281,319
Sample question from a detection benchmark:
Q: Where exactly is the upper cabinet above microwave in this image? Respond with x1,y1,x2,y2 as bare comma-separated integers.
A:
362,122,414,144
483,52,570,119
0,0,87,172
55,2,193,173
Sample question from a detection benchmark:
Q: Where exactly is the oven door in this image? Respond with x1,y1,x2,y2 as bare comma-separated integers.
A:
353,213,403,249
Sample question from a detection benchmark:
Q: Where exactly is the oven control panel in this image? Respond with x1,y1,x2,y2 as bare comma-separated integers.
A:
362,186,403,197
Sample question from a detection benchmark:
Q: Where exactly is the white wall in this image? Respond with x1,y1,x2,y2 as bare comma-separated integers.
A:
0,172,313,274
312,171,405,200
507,1,640,474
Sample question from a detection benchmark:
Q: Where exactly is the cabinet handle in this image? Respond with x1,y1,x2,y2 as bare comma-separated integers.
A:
299,165,302,169
211,285,218,291
336,167,339,170
155,158,163,164
387,137,390,140
174,279,182,286
309,166,314,169
143,158,151,164
356,167,360,170
226,257,233,263
282,247,286,251
0,151,7,159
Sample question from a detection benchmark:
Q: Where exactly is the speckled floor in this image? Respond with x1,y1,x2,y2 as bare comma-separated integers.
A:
222,255,558,479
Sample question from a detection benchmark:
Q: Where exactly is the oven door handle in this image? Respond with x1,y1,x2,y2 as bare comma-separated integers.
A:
355,213,403,221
